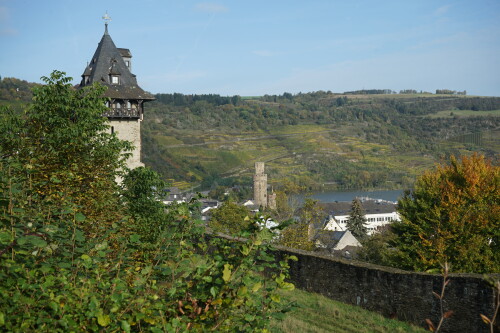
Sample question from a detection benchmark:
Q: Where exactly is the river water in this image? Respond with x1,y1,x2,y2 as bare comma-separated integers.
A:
296,189,404,204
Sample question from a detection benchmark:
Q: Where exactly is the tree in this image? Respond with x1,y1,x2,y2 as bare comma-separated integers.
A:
121,166,169,243
0,70,131,234
279,198,323,251
346,198,368,240
357,225,396,266
208,200,252,235
392,154,499,273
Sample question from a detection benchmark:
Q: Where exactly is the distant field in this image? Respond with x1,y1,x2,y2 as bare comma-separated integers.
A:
270,288,426,333
426,109,500,118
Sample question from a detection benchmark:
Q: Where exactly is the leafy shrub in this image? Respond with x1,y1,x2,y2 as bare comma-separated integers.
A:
0,71,294,332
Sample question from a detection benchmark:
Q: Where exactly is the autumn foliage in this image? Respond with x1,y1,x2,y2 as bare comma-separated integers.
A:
393,153,499,273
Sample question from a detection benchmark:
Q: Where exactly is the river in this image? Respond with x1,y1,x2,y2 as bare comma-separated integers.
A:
296,189,404,204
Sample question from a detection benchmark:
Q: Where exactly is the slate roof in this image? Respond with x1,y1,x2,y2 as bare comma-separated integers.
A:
117,48,132,58
80,24,154,101
319,199,397,216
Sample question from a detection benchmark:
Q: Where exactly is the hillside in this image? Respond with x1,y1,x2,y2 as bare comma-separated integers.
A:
0,77,39,111
142,92,500,190
1,78,498,191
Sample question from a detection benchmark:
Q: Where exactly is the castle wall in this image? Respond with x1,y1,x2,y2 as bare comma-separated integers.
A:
275,246,499,333
110,118,144,169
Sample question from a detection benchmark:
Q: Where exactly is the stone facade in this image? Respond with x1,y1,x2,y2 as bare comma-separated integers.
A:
253,162,268,208
253,162,277,209
267,191,277,210
275,246,499,333
110,119,144,169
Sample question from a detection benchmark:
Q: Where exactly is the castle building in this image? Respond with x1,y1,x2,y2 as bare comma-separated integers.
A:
79,18,154,169
253,162,276,209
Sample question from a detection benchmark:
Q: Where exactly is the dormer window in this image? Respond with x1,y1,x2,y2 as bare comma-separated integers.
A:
111,75,119,84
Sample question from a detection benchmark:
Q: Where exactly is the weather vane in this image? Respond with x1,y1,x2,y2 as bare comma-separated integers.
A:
102,11,112,25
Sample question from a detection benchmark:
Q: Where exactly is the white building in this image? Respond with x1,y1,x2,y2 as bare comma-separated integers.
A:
321,199,400,236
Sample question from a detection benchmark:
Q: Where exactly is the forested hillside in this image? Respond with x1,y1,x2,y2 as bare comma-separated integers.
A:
0,77,39,111
142,91,500,190
1,77,498,191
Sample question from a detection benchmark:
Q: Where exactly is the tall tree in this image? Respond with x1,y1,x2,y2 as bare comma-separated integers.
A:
392,154,499,273
346,198,368,240
0,71,131,233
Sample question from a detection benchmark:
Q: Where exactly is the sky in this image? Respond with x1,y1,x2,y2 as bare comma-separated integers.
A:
1,0,499,96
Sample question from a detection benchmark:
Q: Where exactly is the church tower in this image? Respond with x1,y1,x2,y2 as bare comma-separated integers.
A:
79,15,154,169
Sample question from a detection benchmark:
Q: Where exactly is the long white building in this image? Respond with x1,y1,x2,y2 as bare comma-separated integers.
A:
321,199,400,235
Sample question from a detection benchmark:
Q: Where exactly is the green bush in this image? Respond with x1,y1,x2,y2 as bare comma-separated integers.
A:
0,71,294,332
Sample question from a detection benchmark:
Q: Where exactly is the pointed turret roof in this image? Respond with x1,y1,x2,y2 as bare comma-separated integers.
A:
80,24,154,101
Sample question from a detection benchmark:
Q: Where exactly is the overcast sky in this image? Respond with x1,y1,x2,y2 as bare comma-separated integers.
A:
1,0,499,96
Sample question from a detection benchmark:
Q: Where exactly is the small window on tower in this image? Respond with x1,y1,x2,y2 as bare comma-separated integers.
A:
125,60,130,68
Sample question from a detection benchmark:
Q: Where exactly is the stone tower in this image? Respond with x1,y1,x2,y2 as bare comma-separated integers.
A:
79,19,154,169
267,188,277,210
253,162,268,208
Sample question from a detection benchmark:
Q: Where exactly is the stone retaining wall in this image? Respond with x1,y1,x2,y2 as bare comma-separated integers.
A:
275,246,499,332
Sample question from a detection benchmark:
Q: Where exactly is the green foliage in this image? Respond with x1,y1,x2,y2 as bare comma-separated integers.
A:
356,226,396,266
0,71,294,332
208,200,252,236
122,166,169,243
279,198,323,251
346,198,368,240
392,154,499,273
0,70,131,234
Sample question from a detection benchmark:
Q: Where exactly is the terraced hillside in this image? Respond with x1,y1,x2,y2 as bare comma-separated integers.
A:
141,92,500,190
1,78,497,191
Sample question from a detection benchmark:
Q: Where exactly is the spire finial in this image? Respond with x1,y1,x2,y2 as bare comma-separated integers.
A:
102,11,111,34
